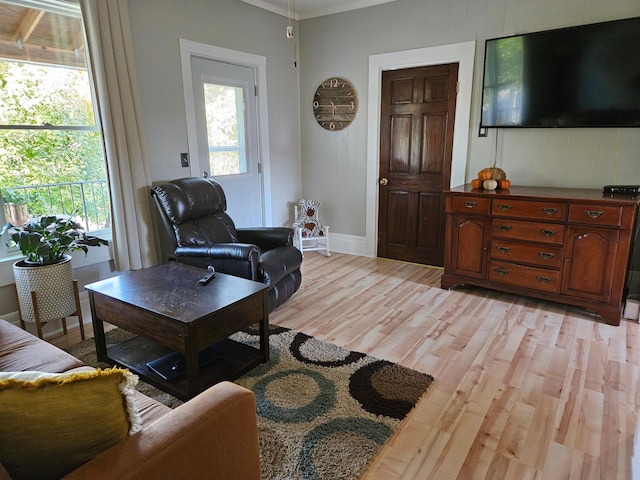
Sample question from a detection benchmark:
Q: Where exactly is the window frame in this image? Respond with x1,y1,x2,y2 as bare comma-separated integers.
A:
0,0,112,263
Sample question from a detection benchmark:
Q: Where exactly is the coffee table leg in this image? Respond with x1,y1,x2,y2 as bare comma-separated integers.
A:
259,291,269,363
259,319,269,363
89,292,107,362
185,339,200,397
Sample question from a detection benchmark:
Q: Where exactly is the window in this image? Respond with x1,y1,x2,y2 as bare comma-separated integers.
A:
0,0,110,257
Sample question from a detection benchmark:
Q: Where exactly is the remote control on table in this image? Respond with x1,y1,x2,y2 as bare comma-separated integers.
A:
198,266,216,285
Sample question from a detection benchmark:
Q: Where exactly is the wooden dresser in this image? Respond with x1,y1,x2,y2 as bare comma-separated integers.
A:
441,185,640,325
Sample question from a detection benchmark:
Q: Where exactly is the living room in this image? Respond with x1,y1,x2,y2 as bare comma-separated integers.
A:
1,0,640,478
1,0,640,319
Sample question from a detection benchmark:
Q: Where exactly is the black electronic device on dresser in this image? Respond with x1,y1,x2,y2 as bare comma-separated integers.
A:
603,185,640,195
442,185,640,326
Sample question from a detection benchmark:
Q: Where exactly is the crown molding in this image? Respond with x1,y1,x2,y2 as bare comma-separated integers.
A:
240,0,395,20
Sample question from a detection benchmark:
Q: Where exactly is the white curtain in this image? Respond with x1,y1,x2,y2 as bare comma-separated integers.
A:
80,0,159,271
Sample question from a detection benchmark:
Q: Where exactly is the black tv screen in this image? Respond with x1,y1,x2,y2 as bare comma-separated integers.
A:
480,17,640,128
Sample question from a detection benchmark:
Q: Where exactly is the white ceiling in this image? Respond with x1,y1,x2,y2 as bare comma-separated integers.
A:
240,0,396,20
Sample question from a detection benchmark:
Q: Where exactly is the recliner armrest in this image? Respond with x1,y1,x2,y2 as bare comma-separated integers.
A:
175,243,260,261
63,382,261,480
173,244,260,281
237,227,294,250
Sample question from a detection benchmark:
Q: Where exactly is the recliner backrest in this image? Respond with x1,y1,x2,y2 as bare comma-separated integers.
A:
151,178,239,248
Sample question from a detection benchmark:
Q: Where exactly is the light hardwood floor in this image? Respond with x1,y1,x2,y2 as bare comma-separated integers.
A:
53,253,640,479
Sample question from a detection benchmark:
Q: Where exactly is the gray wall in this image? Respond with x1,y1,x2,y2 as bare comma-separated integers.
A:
127,0,303,227
298,0,640,237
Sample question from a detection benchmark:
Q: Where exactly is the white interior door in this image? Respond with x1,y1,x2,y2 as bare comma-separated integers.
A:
190,57,263,227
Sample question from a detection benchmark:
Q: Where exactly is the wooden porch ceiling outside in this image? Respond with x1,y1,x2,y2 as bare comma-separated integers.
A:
0,2,86,69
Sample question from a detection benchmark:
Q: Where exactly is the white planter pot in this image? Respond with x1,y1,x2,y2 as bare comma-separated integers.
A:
13,255,76,323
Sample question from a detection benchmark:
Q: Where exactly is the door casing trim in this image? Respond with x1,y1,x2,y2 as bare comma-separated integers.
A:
366,41,475,257
180,38,272,225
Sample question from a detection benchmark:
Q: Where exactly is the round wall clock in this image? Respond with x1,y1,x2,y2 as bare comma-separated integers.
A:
313,77,358,131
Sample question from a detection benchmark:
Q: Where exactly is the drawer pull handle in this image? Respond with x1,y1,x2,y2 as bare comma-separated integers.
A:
536,276,553,284
541,229,557,237
498,204,512,211
542,207,558,215
464,201,477,208
495,268,509,275
496,246,511,253
497,225,512,232
586,209,605,219
538,252,556,260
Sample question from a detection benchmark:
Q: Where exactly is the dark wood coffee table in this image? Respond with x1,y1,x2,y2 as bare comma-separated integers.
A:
85,262,269,400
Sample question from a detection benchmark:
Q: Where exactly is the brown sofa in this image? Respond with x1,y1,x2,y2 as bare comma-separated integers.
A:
0,319,261,479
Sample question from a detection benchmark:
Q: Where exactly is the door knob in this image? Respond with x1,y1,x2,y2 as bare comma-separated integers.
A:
202,171,209,178
379,177,388,186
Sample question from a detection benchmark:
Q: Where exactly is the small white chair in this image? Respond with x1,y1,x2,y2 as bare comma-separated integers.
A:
293,199,330,257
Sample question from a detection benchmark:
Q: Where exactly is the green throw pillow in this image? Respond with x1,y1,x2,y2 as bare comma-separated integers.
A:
0,368,141,479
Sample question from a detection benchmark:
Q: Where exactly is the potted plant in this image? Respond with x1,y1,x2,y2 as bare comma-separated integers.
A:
1,189,32,227
1,214,109,338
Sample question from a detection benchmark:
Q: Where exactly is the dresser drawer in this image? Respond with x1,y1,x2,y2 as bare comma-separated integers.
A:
491,199,566,221
568,204,623,227
491,219,565,245
490,240,563,268
489,260,560,293
451,196,491,214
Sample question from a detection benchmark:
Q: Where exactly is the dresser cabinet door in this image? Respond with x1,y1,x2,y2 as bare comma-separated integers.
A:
449,215,490,278
561,226,619,302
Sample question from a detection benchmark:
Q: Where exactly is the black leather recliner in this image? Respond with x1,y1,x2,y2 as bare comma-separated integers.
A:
150,177,302,312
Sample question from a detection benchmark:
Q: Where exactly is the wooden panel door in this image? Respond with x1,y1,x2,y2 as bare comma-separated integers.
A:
378,63,458,266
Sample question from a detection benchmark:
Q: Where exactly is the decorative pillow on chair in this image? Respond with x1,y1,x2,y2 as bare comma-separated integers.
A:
0,368,141,480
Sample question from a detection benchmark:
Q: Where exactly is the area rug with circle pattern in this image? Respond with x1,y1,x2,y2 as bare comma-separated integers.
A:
65,326,434,480
230,325,434,480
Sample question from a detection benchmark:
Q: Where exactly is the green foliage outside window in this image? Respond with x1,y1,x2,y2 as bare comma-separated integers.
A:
0,61,109,229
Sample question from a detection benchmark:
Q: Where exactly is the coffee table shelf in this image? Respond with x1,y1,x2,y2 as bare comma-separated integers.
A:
105,336,263,401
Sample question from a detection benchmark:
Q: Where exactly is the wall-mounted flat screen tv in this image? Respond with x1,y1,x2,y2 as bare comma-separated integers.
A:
480,17,640,128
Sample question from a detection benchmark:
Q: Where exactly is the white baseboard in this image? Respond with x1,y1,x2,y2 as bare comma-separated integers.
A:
328,232,370,257
1,311,21,325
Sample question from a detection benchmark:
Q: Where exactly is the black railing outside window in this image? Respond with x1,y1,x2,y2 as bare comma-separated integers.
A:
1,180,110,232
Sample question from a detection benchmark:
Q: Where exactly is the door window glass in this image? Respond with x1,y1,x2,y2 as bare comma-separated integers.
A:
203,83,246,176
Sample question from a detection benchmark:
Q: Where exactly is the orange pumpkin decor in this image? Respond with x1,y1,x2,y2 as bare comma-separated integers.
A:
471,178,483,189
472,162,510,189
477,169,491,181
478,166,507,181
498,179,511,189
